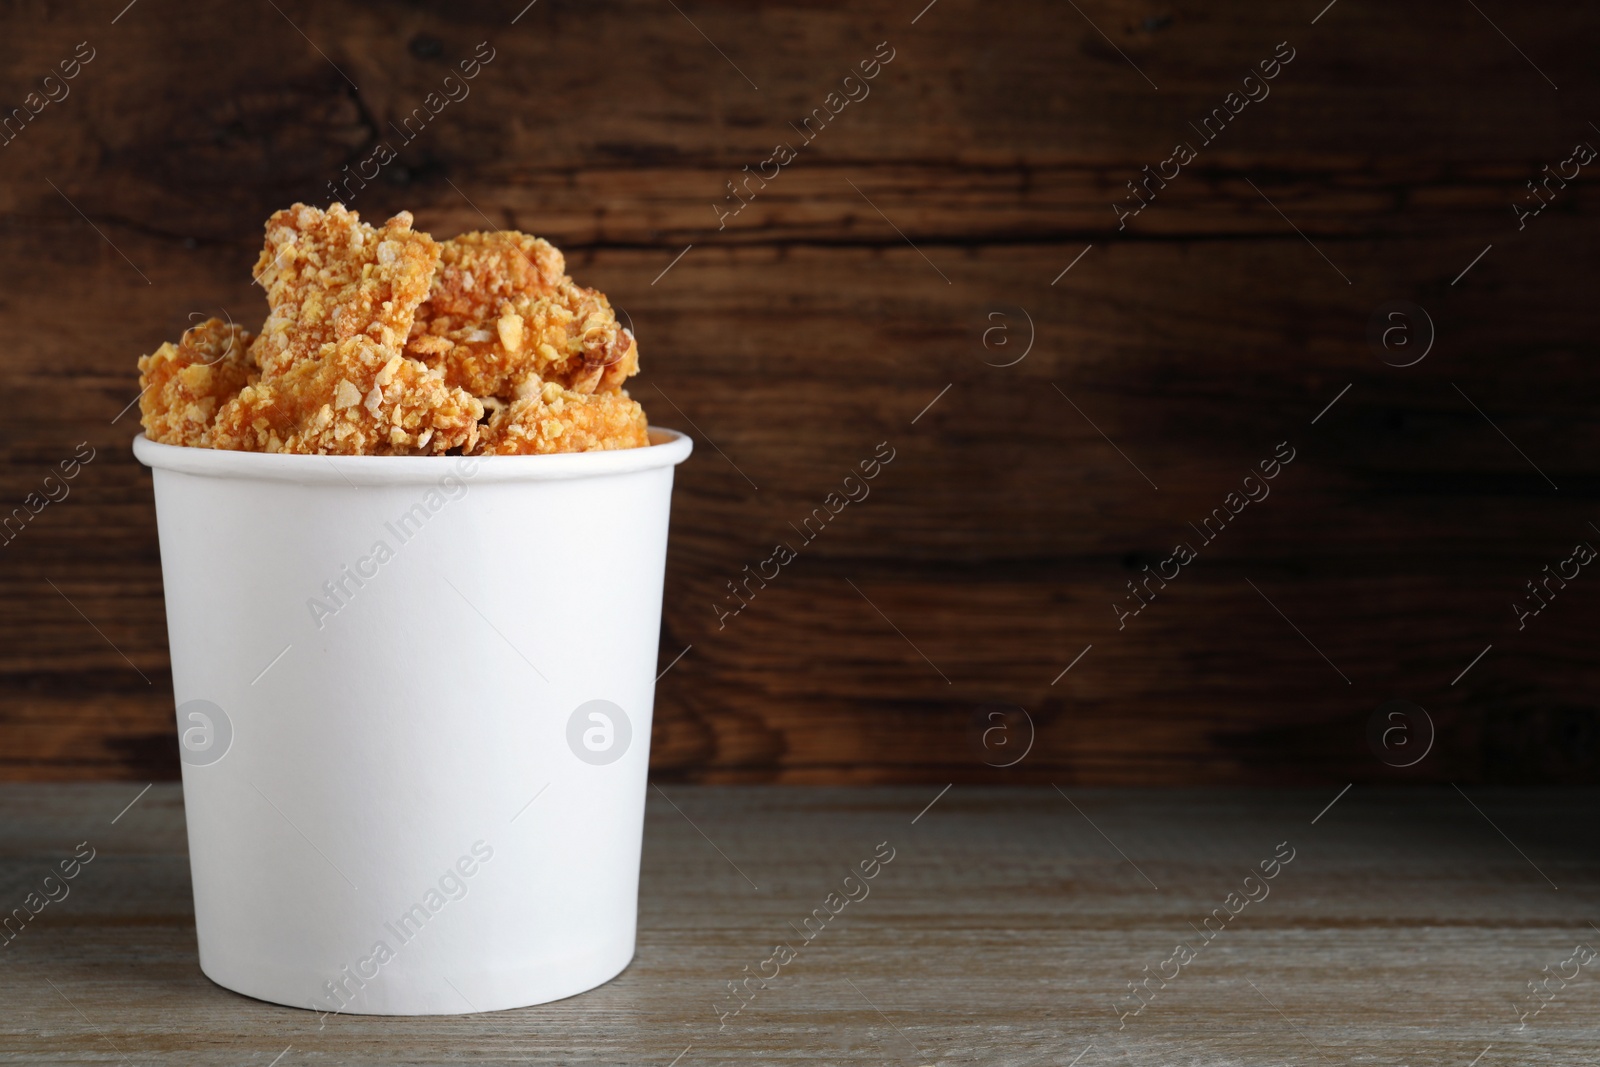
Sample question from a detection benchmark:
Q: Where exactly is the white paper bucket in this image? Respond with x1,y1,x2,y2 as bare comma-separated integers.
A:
133,429,692,1015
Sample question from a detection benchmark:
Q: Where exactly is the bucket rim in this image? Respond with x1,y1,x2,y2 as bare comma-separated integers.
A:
132,428,693,485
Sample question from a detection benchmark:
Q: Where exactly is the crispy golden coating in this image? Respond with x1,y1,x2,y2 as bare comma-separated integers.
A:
137,318,257,448
407,231,639,398
477,380,649,455
137,204,649,456
212,337,482,455
422,230,567,322
250,204,439,376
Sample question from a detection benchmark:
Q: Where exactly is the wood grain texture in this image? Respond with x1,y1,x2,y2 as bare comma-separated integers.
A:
1,783,1598,1065
0,0,1597,783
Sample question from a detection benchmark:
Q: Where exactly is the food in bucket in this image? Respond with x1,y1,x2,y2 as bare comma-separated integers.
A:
138,203,649,455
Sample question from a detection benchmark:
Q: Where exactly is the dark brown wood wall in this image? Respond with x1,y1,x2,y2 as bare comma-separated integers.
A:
0,0,1596,783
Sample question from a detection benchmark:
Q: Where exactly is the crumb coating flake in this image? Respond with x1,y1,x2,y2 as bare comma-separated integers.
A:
137,203,649,455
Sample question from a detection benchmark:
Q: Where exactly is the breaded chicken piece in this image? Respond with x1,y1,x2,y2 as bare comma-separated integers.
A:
408,291,638,399
476,378,649,455
212,336,482,455
407,231,638,399
421,230,567,321
138,317,257,448
136,204,649,457
206,203,482,454
250,204,439,376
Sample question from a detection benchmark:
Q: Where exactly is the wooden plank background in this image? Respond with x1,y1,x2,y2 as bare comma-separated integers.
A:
0,0,1596,783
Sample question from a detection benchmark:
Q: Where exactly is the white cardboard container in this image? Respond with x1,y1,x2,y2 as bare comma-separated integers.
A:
133,429,692,1015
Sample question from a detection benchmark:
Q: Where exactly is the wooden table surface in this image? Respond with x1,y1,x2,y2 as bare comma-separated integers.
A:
2,783,1597,1065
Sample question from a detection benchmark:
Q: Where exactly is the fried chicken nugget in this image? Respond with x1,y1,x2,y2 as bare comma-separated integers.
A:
476,378,649,455
136,204,648,457
250,203,439,376
421,230,566,320
138,317,256,448
207,203,483,454
212,337,482,455
407,231,639,399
